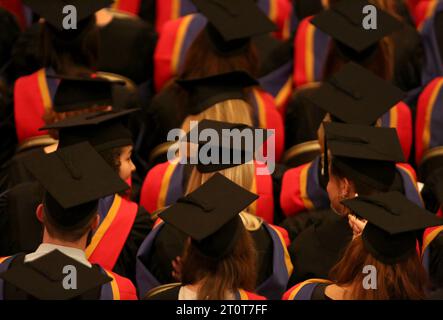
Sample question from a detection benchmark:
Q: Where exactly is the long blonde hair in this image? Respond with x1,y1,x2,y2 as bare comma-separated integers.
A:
181,99,254,133
185,164,263,231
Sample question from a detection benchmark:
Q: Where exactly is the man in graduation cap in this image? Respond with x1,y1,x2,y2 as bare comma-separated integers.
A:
137,119,292,300
285,122,421,287
143,173,266,300
1,105,153,284
280,62,418,223
284,191,442,300
0,142,137,300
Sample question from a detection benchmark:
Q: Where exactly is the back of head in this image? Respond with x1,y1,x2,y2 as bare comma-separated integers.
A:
181,29,259,79
180,223,257,300
40,16,99,74
181,99,254,133
329,236,428,299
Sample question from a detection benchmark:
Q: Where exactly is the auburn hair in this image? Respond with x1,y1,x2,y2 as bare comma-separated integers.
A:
180,28,259,79
329,236,429,300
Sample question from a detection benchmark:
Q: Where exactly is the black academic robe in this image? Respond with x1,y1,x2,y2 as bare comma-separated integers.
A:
98,15,157,86
0,147,43,194
145,284,181,300
1,254,103,300
429,232,443,290
287,212,353,287
0,181,153,284
292,0,324,22
284,85,324,151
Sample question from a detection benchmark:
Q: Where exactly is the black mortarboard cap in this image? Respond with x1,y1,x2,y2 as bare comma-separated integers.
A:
51,75,124,112
40,109,136,151
0,250,111,300
192,0,277,54
307,62,405,125
311,0,402,59
325,122,405,190
23,0,112,31
342,192,442,264
176,71,258,115
159,173,258,259
24,142,129,229
184,119,270,173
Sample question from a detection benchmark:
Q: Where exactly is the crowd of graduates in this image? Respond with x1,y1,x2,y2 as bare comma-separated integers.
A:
0,0,443,300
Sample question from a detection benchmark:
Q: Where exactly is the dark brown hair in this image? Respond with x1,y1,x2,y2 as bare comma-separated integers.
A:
180,225,258,300
98,146,123,173
329,157,392,195
180,29,259,79
39,16,99,75
323,0,395,81
329,236,429,300
43,210,97,242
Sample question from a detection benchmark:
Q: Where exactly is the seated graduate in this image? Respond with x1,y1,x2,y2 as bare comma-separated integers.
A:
286,0,414,153
139,0,284,168
287,122,407,286
140,72,286,223
10,1,141,163
284,191,442,300
0,142,137,300
144,173,266,300
13,0,109,146
137,119,292,299
280,63,419,226
0,108,153,283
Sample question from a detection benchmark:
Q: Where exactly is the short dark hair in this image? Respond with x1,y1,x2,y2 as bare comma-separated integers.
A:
42,208,97,242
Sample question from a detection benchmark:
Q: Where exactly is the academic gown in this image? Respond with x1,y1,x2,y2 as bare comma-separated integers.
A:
145,283,266,300
0,83,17,172
437,11,443,66
427,232,443,290
140,162,284,225
0,147,43,193
0,181,153,283
0,250,137,300
291,0,323,22
97,15,157,86
286,213,353,287
136,220,293,299
283,279,333,300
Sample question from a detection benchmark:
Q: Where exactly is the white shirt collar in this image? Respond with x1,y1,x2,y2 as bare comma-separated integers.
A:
24,243,91,267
